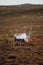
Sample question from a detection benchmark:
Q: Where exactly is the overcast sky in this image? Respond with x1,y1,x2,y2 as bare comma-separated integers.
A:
0,0,43,5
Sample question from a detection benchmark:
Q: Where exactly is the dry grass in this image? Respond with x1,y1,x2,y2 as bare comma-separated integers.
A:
0,4,43,65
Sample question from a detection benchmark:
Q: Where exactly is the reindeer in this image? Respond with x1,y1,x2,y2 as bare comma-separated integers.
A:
14,26,36,46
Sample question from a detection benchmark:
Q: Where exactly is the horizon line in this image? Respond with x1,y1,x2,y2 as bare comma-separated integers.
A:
0,3,43,6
